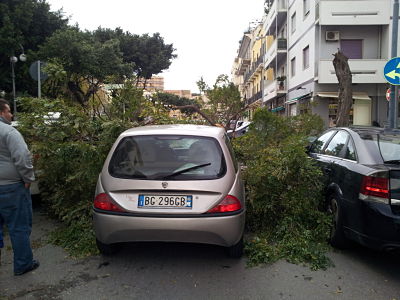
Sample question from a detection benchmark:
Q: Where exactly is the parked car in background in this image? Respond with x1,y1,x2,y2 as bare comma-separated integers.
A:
307,126,400,251
93,124,246,257
227,121,251,138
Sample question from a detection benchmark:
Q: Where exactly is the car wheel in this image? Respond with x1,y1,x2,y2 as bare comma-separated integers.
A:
226,237,244,258
327,195,349,249
96,239,121,255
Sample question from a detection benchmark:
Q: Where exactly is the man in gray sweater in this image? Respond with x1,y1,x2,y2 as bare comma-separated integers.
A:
0,98,39,275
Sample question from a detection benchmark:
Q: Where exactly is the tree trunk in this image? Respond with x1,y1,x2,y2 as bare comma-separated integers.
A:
173,105,216,126
332,50,353,127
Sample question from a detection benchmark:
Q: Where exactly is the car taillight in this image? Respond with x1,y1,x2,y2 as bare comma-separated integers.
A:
94,193,124,212
207,195,242,213
360,175,389,199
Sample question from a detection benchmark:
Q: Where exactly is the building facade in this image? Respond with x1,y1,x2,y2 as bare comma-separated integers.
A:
233,0,394,128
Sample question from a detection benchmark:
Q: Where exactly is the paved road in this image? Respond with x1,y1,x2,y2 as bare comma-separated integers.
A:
1,208,400,300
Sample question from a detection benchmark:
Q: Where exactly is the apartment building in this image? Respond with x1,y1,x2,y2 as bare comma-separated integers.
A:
233,0,394,127
233,22,265,119
137,76,165,91
164,90,193,99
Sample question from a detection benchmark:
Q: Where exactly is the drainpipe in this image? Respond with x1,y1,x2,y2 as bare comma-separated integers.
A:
389,0,399,129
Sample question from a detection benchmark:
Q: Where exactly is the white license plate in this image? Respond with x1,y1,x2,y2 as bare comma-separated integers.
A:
138,195,193,209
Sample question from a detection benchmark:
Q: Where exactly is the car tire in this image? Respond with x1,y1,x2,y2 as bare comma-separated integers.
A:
226,237,244,258
96,239,121,255
327,195,349,249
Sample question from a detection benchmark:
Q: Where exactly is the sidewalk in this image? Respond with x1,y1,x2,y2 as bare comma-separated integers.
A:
0,207,104,299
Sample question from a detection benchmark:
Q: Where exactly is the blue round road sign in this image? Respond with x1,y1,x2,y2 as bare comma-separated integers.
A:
384,57,400,85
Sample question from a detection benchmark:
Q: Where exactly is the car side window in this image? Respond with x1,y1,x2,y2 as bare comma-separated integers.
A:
344,137,357,161
311,131,336,153
324,130,349,157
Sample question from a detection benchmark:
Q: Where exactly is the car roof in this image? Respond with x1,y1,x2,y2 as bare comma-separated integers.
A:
120,124,226,138
337,126,400,136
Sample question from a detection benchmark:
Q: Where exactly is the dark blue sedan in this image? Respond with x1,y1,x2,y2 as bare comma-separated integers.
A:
308,126,400,250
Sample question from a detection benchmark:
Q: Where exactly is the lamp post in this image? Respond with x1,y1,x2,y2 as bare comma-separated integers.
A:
10,49,27,120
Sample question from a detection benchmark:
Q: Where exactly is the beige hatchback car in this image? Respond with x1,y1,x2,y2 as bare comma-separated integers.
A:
93,124,246,257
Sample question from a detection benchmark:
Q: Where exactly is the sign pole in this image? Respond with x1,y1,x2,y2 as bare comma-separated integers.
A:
37,60,41,98
389,0,399,129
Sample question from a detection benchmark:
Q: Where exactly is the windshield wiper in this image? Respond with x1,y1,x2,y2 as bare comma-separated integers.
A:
384,160,400,164
162,163,211,179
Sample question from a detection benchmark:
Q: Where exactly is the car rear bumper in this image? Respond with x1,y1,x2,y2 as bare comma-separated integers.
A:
347,201,400,250
93,210,245,247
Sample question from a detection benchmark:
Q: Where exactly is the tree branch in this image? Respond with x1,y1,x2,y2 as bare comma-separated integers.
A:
172,105,216,126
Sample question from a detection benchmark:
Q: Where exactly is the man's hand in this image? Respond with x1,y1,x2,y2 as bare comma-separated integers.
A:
24,183,31,189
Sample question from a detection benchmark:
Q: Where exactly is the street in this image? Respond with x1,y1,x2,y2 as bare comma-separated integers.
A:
0,208,399,300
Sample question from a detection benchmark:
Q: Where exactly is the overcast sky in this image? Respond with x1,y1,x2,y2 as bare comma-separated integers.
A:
46,0,264,93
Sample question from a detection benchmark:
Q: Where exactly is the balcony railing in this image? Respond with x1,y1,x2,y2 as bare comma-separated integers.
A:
244,54,264,83
277,38,287,50
263,79,287,102
317,0,390,25
318,59,387,84
246,91,262,106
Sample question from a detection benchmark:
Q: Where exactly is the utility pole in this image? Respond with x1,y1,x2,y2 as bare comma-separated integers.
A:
389,0,399,129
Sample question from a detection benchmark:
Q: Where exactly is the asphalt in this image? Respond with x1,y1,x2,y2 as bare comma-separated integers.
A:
1,206,400,300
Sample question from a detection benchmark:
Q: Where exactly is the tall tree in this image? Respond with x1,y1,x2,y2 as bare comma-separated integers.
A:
119,32,177,83
93,28,177,84
0,0,68,97
38,27,132,105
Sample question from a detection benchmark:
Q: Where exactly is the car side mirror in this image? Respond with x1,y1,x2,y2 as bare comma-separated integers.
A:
305,144,312,154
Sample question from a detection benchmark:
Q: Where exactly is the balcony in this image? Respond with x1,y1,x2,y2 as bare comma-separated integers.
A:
317,0,390,25
264,0,288,34
318,59,387,84
264,38,287,69
244,55,264,83
236,57,251,75
246,91,263,106
263,79,287,102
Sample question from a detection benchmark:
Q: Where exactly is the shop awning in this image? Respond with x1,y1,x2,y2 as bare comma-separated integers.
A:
271,106,285,112
316,92,371,100
286,93,312,104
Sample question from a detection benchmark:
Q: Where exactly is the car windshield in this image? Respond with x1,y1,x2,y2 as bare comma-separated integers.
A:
108,135,226,180
361,132,400,162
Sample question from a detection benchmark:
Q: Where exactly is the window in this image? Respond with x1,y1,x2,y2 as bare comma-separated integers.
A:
303,45,309,70
291,57,296,77
303,0,310,18
340,39,362,59
109,135,226,180
311,131,337,154
291,12,296,33
290,103,297,116
324,131,349,157
345,138,357,161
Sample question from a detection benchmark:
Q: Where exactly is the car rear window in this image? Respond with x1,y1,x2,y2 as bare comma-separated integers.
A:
360,132,400,162
108,135,227,180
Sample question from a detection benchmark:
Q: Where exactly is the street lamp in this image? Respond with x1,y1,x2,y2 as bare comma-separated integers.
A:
10,48,27,119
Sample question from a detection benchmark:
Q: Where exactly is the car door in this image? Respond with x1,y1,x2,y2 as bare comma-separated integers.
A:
322,130,350,190
309,130,338,189
322,130,355,229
